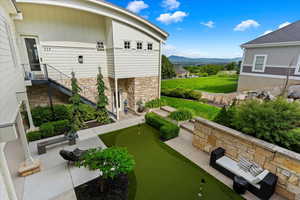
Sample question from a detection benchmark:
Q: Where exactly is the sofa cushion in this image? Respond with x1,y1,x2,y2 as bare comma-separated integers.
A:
216,156,261,189
249,163,264,177
238,157,253,172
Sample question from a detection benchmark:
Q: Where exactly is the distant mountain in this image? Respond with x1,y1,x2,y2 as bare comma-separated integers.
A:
168,55,242,65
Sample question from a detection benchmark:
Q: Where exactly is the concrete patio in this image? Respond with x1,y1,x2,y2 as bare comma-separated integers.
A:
165,129,286,200
17,115,145,200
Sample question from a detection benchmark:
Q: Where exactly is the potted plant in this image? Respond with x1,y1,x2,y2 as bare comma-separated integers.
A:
76,147,135,198
136,99,145,113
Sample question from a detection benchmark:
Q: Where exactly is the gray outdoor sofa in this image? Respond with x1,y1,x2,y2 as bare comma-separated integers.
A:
210,147,278,200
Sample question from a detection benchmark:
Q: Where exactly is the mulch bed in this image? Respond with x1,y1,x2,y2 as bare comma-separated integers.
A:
75,174,129,200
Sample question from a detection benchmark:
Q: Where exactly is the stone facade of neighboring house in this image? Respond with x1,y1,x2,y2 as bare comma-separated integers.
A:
238,20,300,92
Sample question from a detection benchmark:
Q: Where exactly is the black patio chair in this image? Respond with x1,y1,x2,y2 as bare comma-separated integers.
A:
59,148,87,163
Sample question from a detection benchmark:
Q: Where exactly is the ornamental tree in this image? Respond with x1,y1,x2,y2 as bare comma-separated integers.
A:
95,68,110,124
68,72,85,138
77,147,135,192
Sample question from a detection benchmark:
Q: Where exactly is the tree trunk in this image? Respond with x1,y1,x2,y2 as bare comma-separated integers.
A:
99,177,105,193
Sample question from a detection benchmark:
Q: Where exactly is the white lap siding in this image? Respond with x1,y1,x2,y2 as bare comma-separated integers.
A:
41,42,108,78
0,7,21,127
112,20,160,78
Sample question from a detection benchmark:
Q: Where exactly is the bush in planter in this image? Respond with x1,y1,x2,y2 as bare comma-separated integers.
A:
145,112,179,140
145,98,167,109
31,105,70,126
40,120,70,138
213,101,236,128
232,98,300,150
169,108,194,121
76,147,135,193
40,123,55,138
26,131,42,142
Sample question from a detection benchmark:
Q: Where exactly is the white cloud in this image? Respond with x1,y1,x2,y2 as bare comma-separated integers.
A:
200,21,215,28
234,19,260,31
263,30,273,35
278,21,291,29
126,1,149,13
162,0,180,10
156,11,187,24
176,27,183,31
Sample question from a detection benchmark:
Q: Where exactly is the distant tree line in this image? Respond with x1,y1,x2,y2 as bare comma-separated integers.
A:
161,55,176,79
183,61,241,76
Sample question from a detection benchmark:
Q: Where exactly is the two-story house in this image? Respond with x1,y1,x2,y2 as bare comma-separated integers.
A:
238,20,300,91
0,0,168,199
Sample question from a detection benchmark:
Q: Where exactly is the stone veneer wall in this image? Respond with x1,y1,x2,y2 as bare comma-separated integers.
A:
193,117,300,200
27,85,69,107
27,76,159,113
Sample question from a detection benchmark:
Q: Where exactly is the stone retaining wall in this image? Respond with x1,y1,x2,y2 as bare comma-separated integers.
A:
193,117,300,200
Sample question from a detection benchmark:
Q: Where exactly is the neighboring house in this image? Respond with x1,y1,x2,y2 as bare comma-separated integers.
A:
238,20,300,91
15,0,168,119
175,66,189,78
0,0,168,199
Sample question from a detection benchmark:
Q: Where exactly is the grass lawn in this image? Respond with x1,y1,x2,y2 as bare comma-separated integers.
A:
162,75,238,93
100,124,242,200
162,96,220,120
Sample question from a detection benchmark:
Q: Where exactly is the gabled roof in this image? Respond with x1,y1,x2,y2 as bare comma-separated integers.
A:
241,20,300,48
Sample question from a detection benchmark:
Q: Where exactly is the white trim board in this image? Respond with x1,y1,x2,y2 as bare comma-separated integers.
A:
243,64,297,68
294,55,300,75
241,41,300,48
252,54,267,72
240,72,300,80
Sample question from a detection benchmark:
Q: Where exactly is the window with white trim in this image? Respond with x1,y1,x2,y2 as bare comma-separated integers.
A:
295,55,300,75
136,42,143,50
253,55,267,72
147,43,153,50
124,41,130,49
96,41,104,51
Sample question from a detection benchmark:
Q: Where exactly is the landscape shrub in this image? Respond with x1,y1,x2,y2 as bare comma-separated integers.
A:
145,112,179,140
32,104,97,127
145,98,167,108
66,104,96,122
31,105,70,126
161,88,202,101
169,108,194,121
26,131,42,142
195,72,208,77
40,120,70,138
52,120,70,134
213,101,236,128
231,98,300,152
40,123,55,138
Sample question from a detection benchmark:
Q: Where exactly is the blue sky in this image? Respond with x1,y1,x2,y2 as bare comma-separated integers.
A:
108,0,300,58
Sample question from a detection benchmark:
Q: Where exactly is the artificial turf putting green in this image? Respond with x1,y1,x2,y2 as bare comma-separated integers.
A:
99,124,243,200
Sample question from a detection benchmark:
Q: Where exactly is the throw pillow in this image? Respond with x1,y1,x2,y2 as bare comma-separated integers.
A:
238,157,252,172
249,163,263,177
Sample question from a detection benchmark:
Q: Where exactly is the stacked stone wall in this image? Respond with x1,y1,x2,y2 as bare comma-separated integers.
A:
193,117,300,200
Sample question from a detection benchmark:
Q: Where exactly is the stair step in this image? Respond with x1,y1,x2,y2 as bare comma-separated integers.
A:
180,121,195,133
161,106,177,113
152,109,170,118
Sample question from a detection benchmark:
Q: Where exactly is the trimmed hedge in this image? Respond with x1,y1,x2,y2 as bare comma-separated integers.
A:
145,98,167,109
31,105,70,126
161,88,202,101
40,120,70,138
26,131,42,142
145,112,179,140
169,108,194,121
31,104,97,126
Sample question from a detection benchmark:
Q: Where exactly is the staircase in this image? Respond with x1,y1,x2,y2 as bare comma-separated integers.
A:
24,63,96,107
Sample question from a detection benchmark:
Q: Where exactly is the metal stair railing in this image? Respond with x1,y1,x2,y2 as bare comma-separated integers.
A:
42,64,90,99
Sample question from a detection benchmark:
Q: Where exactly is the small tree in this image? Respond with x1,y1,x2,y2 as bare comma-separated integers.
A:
95,68,110,124
77,147,135,192
68,72,85,138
